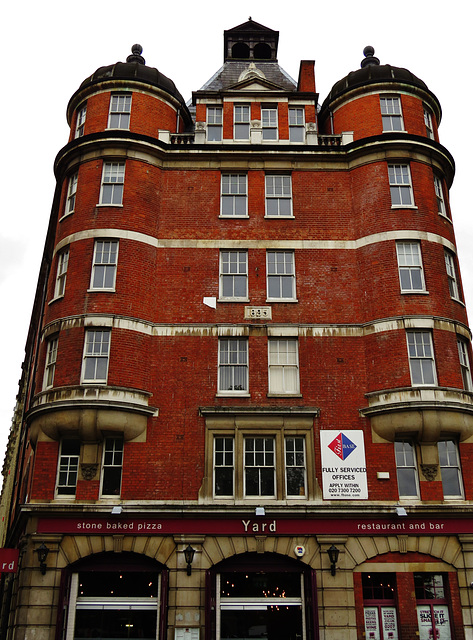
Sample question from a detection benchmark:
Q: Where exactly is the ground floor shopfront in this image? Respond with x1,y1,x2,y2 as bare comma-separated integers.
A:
3,514,473,640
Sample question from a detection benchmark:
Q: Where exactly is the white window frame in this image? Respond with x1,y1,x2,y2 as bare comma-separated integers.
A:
438,440,464,499
266,250,296,301
444,250,461,300
457,338,472,391
244,437,276,497
65,172,78,215
234,104,250,140
220,174,248,217
262,106,278,140
396,241,425,292
268,338,300,395
100,437,124,496
90,240,119,291
43,336,58,390
434,175,447,217
388,164,414,207
219,250,248,300
207,106,223,142
289,107,305,142
211,431,310,501
100,162,125,205
285,436,307,498
75,104,87,138
406,330,437,386
108,93,132,129
213,436,235,498
380,96,404,131
265,175,293,217
395,440,420,499
218,338,248,395
56,439,80,497
424,107,434,139
81,329,111,384
54,248,69,299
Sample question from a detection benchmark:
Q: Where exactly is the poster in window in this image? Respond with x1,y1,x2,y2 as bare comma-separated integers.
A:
416,605,451,640
364,607,380,640
320,430,368,499
381,606,399,640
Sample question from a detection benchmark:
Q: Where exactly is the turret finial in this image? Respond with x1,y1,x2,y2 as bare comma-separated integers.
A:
127,44,145,65
361,46,380,68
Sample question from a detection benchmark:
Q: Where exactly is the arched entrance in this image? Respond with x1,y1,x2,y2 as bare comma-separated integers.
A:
206,552,317,640
57,552,168,640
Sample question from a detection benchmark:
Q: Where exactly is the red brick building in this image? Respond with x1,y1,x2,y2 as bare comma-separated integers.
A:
1,19,473,640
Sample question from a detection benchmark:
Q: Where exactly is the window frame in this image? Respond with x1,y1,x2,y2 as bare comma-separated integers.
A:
219,250,248,301
206,415,315,501
266,250,296,301
396,241,426,293
265,174,293,217
107,93,132,130
101,436,124,497
54,247,70,299
75,104,87,139
207,106,223,142
388,163,414,207
56,439,81,497
438,440,464,499
414,573,453,640
220,173,248,217
81,329,111,384
268,338,300,396
395,440,420,499
380,95,404,132
43,335,58,390
261,106,278,141
65,172,78,216
444,250,461,301
218,337,249,395
423,107,434,139
99,161,125,206
90,240,119,291
406,330,437,386
433,175,448,217
234,104,250,140
457,337,472,391
289,107,305,142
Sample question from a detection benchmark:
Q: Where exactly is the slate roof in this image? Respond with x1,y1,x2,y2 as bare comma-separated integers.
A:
198,61,297,93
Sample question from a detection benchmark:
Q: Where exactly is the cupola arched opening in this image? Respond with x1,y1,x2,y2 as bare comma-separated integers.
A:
232,42,250,59
254,42,272,60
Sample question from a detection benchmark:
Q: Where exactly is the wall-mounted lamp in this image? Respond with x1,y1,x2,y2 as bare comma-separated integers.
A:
396,506,407,517
327,544,340,576
184,544,195,576
35,543,50,575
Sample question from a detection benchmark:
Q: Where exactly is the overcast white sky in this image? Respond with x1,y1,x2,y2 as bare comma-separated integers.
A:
0,1,471,462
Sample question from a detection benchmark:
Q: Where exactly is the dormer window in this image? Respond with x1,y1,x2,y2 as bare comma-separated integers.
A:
207,107,223,142
234,105,250,140
262,106,278,140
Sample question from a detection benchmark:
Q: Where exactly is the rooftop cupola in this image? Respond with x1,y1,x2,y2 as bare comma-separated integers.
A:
224,18,279,62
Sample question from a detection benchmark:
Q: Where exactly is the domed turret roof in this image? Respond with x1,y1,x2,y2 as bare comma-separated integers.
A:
69,45,187,114
320,46,440,117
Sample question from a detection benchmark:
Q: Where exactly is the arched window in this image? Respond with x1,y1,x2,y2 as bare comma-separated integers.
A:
58,552,168,640
206,553,316,640
254,43,272,60
232,42,250,59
